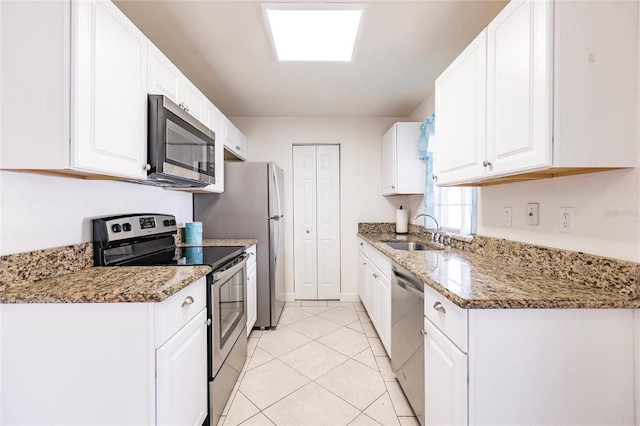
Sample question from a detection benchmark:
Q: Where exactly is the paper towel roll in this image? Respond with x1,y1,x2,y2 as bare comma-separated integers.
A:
396,208,409,234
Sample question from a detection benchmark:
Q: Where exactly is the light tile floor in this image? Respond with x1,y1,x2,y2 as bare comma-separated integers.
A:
218,301,418,426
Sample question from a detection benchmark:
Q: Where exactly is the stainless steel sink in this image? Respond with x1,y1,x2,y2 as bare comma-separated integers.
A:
385,242,438,251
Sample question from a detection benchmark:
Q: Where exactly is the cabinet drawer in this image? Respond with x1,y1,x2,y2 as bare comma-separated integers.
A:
367,246,392,280
155,276,207,346
358,237,368,256
247,244,257,267
423,284,468,352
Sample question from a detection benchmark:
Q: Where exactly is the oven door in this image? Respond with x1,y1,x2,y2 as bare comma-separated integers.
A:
211,254,248,378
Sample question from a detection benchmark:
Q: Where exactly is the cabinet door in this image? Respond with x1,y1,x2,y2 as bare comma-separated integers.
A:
435,29,487,185
223,118,247,161
247,262,257,334
377,272,391,356
381,126,397,195
486,0,552,176
181,78,207,125
156,309,208,426
236,130,248,159
198,101,224,193
424,318,468,426
148,43,181,104
72,0,147,179
357,251,368,309
367,264,381,327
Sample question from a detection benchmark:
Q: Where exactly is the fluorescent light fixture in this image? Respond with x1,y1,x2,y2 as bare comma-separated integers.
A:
262,3,365,62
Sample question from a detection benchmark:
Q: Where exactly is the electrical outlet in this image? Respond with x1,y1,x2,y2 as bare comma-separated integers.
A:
526,203,539,226
502,207,512,227
560,207,574,233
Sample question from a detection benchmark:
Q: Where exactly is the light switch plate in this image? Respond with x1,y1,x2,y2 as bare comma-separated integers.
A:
526,203,539,226
502,207,512,227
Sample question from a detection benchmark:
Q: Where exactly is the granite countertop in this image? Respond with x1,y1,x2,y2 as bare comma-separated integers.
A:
359,232,640,309
178,238,258,248
0,265,212,304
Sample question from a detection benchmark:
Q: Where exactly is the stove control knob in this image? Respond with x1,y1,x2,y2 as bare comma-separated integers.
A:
163,219,171,226
170,219,176,226
111,224,122,233
122,223,132,232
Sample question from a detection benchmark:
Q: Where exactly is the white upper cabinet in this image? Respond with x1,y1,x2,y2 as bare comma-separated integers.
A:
486,0,552,176
72,0,148,179
201,101,225,193
382,122,425,195
435,0,638,186
223,118,248,161
435,30,487,185
148,43,207,125
1,0,148,179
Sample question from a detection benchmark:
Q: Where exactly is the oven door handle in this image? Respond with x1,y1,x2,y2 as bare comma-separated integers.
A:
212,253,249,281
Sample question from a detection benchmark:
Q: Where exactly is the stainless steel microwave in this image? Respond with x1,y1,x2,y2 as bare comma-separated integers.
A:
147,94,215,188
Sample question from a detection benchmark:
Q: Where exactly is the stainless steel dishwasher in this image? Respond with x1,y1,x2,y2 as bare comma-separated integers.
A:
391,262,425,426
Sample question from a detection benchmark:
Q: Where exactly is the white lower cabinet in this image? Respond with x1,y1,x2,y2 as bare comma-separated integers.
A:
424,318,467,426
156,310,208,426
246,244,258,334
357,240,391,355
423,282,635,425
0,277,208,425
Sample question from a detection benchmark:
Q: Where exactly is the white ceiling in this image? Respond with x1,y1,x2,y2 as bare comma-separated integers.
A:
114,0,508,118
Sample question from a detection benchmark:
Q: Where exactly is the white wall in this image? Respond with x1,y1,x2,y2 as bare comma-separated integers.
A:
408,91,640,263
231,116,404,300
0,171,193,256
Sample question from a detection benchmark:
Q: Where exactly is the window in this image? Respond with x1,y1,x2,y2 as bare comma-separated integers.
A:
420,117,477,235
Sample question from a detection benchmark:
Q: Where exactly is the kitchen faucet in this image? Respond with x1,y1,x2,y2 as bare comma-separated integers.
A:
412,213,448,245
412,213,439,231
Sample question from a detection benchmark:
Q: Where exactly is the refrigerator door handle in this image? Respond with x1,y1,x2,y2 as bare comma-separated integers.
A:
273,166,283,218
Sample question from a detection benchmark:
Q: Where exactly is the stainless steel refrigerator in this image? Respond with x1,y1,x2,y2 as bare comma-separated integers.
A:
194,162,285,329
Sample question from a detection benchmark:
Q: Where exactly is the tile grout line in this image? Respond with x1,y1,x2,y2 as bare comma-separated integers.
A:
229,303,414,426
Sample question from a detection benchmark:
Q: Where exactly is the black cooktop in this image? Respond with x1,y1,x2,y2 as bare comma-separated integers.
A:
176,246,245,270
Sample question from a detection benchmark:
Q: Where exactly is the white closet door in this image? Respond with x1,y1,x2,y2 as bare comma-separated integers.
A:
293,146,318,300
293,145,341,300
316,145,341,299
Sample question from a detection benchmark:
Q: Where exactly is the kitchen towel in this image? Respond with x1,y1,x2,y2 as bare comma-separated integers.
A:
396,206,409,234
185,222,203,244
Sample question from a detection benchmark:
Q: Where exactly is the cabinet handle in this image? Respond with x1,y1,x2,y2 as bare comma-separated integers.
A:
182,296,195,307
179,102,186,110
420,329,427,336
432,174,438,181
483,160,492,167
236,145,241,150
206,318,212,326
249,252,254,256
360,242,363,246
144,163,151,171
185,106,190,112
433,301,446,314
362,262,367,266
391,185,395,189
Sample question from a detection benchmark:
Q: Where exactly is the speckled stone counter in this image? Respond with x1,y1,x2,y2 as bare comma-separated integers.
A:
178,238,258,248
359,230,640,309
0,265,212,304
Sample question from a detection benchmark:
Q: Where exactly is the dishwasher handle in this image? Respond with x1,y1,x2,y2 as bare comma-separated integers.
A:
392,266,424,299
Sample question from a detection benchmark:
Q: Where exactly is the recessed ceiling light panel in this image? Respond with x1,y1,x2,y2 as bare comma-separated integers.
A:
262,3,365,62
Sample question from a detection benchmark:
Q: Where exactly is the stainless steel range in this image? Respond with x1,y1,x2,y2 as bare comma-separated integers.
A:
92,213,248,426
